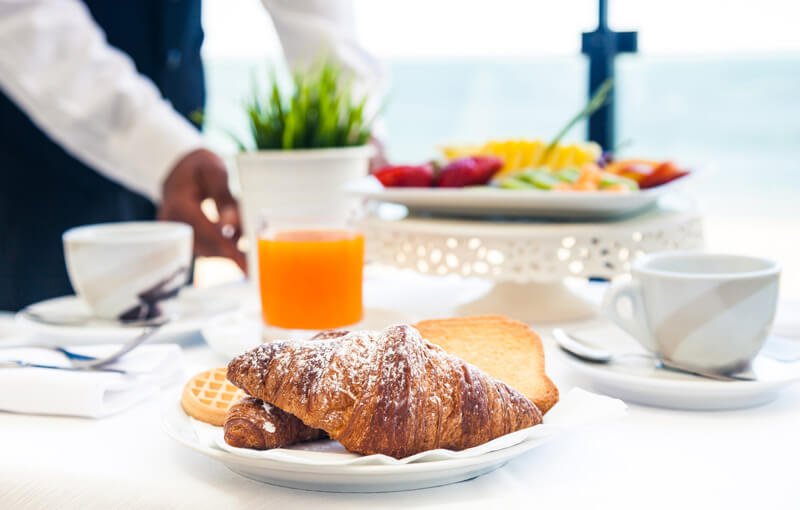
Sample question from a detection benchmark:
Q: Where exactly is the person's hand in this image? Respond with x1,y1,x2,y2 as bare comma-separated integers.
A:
368,136,390,172
158,149,246,272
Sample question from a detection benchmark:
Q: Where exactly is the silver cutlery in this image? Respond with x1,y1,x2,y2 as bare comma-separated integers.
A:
552,328,757,382
0,343,97,361
68,325,164,369
0,359,128,374
0,322,164,369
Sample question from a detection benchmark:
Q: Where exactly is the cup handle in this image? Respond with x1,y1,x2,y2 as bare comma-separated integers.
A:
602,279,657,353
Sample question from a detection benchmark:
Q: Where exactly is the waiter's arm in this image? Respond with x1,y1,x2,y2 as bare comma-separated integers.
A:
0,0,244,269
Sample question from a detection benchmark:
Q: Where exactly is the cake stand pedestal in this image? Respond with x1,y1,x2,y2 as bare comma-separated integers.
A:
454,281,599,322
361,197,703,322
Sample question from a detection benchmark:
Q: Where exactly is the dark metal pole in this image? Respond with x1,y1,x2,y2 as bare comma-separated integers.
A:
598,0,608,28
581,0,637,149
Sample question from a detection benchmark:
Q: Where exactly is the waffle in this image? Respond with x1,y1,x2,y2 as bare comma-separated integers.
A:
181,367,246,426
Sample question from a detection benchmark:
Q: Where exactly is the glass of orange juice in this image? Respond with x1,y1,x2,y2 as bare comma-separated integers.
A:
257,212,364,330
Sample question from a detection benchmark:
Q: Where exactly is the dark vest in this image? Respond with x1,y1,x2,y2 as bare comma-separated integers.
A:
0,0,205,310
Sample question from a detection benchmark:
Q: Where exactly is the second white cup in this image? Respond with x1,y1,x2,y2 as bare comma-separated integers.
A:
602,251,780,373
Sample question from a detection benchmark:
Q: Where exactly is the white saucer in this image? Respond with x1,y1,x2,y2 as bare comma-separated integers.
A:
561,344,800,410
14,286,238,345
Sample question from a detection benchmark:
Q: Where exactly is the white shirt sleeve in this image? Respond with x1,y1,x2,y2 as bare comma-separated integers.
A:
260,0,387,132
0,0,204,202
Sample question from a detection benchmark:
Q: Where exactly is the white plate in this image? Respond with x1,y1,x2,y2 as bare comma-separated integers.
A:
162,401,547,492
345,175,689,220
161,389,626,492
14,286,238,345
203,306,412,359
562,346,800,410
200,271,482,359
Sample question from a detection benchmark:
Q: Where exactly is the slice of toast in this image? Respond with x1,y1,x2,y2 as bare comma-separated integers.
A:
415,315,559,413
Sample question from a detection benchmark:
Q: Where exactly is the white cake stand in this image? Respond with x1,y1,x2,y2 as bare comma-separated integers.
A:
361,196,703,322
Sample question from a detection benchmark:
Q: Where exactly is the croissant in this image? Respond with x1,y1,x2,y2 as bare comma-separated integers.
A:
224,396,327,449
227,324,543,458
223,330,346,450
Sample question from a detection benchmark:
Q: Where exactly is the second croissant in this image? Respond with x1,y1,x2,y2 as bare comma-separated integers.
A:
227,324,543,458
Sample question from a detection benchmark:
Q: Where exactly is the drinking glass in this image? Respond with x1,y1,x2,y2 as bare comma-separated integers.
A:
257,211,364,330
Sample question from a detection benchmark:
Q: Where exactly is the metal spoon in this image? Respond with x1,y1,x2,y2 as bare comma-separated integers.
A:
552,328,757,382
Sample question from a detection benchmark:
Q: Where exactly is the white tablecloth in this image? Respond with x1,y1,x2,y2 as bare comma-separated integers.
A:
2,274,799,509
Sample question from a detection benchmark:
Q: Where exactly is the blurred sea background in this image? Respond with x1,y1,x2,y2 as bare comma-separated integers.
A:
203,55,800,219
198,53,800,299
197,0,800,294
201,55,800,297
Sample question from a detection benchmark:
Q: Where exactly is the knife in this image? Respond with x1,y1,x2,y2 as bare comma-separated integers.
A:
0,360,128,374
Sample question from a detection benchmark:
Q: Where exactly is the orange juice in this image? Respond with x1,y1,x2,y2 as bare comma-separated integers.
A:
258,229,364,329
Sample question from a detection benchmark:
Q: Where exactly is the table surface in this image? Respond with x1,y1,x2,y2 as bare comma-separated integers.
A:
2,272,799,510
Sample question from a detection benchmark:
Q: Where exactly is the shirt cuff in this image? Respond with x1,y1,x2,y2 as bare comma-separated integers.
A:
109,101,205,203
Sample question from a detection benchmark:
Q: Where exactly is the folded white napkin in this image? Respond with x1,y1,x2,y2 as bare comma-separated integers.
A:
0,343,182,418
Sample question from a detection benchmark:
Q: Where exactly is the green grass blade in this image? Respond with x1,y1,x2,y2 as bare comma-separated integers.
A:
540,78,613,164
244,57,375,151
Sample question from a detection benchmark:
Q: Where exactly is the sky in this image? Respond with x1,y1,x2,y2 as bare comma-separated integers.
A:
202,0,800,58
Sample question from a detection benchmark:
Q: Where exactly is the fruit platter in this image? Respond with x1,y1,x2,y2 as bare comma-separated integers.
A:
347,83,691,220
346,144,691,219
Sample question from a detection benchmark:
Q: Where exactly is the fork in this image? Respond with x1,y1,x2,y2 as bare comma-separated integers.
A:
0,323,165,369
0,359,128,374
0,343,98,361
69,325,164,369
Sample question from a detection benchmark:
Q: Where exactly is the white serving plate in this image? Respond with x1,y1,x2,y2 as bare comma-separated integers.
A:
162,400,548,492
162,389,626,492
562,345,800,410
345,175,690,220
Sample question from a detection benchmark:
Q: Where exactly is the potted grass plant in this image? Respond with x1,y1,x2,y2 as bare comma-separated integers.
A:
235,59,376,277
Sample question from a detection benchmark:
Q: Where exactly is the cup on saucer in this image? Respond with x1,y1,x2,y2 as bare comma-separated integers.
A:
62,222,193,320
603,251,780,374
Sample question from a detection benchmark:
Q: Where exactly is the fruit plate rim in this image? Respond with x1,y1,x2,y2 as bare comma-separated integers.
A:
344,174,692,219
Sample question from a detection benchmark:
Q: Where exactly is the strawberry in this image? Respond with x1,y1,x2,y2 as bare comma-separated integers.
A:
436,156,504,188
616,163,655,183
638,161,690,189
373,163,434,187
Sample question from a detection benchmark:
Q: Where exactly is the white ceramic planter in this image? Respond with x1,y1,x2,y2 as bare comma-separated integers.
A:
236,145,374,279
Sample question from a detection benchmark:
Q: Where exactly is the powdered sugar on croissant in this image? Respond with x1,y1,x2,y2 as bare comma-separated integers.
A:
227,324,543,458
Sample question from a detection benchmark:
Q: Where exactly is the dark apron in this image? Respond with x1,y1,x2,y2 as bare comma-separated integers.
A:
0,0,205,311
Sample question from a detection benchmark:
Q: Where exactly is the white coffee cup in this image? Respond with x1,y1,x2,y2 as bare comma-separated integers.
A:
63,222,193,320
602,251,780,373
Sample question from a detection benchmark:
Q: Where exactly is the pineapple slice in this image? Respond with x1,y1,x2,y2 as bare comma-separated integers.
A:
440,139,601,177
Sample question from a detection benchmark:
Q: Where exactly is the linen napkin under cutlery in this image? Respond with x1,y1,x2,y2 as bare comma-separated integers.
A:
0,343,183,418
